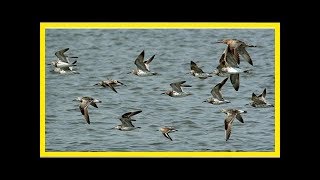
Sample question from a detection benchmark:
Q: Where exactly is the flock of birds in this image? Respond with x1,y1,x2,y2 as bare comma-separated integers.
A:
49,39,273,142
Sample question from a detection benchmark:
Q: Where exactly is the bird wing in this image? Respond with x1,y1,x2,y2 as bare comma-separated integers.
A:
55,48,69,63
144,54,155,65
90,102,99,108
236,45,253,66
100,81,109,88
79,100,92,124
163,133,172,141
235,114,244,123
120,118,135,127
170,81,185,92
129,110,142,118
211,77,228,100
134,50,149,71
121,110,142,118
190,61,204,73
259,88,267,98
224,114,236,141
230,74,240,91
232,48,240,65
225,47,239,67
252,92,266,105
107,83,118,93
83,107,90,124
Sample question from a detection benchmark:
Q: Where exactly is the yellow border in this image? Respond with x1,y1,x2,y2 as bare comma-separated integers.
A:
40,23,280,158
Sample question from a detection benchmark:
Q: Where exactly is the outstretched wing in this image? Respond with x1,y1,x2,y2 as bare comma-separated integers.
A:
236,45,253,66
211,77,228,100
224,114,236,141
144,54,155,64
79,100,92,124
170,81,184,92
223,46,239,67
108,84,118,93
252,92,266,105
120,118,135,127
230,74,240,91
55,48,69,63
134,50,149,71
235,114,244,123
163,133,172,141
259,88,266,98
121,110,142,118
190,61,204,73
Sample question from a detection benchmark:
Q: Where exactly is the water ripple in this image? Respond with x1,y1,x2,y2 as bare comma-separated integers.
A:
45,29,275,152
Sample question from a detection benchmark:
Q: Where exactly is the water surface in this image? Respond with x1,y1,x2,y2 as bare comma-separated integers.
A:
45,29,275,152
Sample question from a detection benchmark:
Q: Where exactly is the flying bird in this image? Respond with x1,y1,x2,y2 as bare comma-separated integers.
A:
221,109,247,141
160,127,178,141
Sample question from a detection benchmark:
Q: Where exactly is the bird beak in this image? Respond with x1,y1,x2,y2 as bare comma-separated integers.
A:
93,83,98,86
202,101,206,103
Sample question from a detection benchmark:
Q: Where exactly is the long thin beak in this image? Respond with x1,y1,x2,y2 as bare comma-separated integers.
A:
202,101,206,103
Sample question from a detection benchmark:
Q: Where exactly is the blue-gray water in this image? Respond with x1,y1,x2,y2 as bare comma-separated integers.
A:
45,29,274,152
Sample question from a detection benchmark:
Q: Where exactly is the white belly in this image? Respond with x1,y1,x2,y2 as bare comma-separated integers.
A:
208,98,230,104
137,70,155,76
56,61,73,68
195,73,210,79
172,91,190,97
120,127,137,131
224,67,243,74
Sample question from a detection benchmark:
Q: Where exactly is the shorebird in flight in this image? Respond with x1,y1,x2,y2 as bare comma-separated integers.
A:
114,110,142,131
221,109,247,141
160,127,178,141
132,50,157,76
74,96,101,124
190,61,212,79
203,77,230,104
250,88,274,108
49,48,79,74
216,39,256,66
162,81,192,97
94,78,125,93
213,46,250,91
